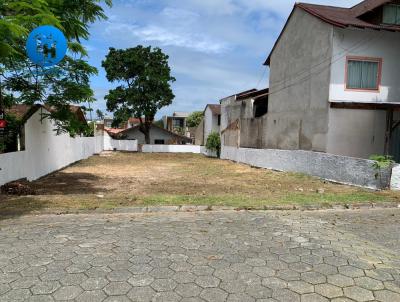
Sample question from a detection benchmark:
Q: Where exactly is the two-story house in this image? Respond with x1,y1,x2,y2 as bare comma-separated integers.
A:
260,0,400,161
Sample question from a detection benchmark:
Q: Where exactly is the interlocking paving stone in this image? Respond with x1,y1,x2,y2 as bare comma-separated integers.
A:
314,283,343,298
288,280,314,294
53,285,83,300
301,293,329,302
343,286,374,301
0,209,398,302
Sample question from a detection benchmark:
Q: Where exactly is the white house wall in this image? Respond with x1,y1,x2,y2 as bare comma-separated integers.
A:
204,107,220,145
0,109,97,185
329,28,400,103
0,109,136,186
124,127,185,145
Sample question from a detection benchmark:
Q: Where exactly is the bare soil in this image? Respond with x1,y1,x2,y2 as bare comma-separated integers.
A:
1,152,399,216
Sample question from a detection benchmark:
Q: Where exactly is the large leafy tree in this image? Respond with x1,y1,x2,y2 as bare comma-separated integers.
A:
102,46,175,144
0,0,112,134
187,111,203,128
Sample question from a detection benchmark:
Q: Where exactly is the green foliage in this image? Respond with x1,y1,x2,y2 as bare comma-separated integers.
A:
369,155,395,187
187,111,203,128
153,119,164,128
102,46,175,144
370,155,395,170
206,131,221,157
96,109,104,120
84,121,95,137
0,0,60,59
0,113,22,153
0,0,112,135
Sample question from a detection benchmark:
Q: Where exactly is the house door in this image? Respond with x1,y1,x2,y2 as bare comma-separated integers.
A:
390,126,400,163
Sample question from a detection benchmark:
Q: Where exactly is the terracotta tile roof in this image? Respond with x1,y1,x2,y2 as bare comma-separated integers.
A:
206,104,221,115
264,0,400,65
5,104,32,120
128,118,141,125
6,104,87,124
297,1,399,30
104,127,126,135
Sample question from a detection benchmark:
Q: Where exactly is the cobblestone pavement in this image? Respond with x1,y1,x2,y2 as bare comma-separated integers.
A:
0,209,399,302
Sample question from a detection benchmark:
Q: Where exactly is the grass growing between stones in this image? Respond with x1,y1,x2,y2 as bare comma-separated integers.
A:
1,152,399,216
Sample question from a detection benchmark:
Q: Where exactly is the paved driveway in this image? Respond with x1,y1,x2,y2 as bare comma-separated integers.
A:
0,209,399,302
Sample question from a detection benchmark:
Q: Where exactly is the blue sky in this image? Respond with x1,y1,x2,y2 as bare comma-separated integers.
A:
85,0,360,119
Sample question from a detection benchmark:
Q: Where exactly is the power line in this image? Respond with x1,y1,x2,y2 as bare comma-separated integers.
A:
266,33,382,98
268,33,378,90
256,66,268,89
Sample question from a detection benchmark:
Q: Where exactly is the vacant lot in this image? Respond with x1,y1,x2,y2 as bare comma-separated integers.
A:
1,152,400,215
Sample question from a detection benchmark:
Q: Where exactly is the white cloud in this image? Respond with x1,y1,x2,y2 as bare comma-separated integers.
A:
89,0,362,118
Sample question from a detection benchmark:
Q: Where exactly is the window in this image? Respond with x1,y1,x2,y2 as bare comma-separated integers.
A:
383,4,400,25
217,115,221,126
172,118,184,128
346,57,382,91
154,139,165,145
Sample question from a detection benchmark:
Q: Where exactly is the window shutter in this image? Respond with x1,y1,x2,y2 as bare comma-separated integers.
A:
383,5,397,24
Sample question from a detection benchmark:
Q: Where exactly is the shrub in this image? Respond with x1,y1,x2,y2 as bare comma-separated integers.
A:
206,131,221,157
369,154,395,188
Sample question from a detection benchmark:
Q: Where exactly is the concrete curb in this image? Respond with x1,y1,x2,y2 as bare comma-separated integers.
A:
90,202,400,214
2,203,399,219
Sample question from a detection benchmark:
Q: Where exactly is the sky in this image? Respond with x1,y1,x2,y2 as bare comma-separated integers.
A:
85,0,360,119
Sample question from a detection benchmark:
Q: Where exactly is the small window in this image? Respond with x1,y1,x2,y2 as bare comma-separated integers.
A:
217,115,221,126
383,4,400,25
154,139,165,145
346,58,381,91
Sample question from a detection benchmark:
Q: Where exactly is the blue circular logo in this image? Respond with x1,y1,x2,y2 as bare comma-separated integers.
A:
26,25,67,67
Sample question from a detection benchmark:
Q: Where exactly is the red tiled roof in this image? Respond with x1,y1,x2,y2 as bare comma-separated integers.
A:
104,127,126,135
5,104,32,120
297,1,399,30
6,104,87,124
128,117,141,124
264,0,400,65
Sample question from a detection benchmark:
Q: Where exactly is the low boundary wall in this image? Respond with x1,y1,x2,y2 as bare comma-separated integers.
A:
104,133,137,152
221,146,394,189
142,145,204,154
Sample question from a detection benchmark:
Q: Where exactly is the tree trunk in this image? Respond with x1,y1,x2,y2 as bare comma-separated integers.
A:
139,123,151,144
144,129,151,144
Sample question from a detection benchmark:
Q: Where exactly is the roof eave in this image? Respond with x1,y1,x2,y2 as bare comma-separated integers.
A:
264,4,347,66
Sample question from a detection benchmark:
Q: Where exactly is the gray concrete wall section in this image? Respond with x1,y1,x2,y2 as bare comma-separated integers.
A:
221,146,392,189
266,8,333,152
327,108,387,159
240,118,264,149
194,119,204,146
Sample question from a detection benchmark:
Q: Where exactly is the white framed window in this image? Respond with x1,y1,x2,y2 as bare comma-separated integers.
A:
345,57,382,91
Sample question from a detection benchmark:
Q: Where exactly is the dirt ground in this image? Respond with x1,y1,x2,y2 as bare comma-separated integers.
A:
1,152,399,216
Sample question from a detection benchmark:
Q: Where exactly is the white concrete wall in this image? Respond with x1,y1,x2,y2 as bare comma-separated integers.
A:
330,28,400,103
103,132,137,152
142,145,204,154
0,109,97,185
221,146,393,189
204,107,220,145
390,165,400,190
